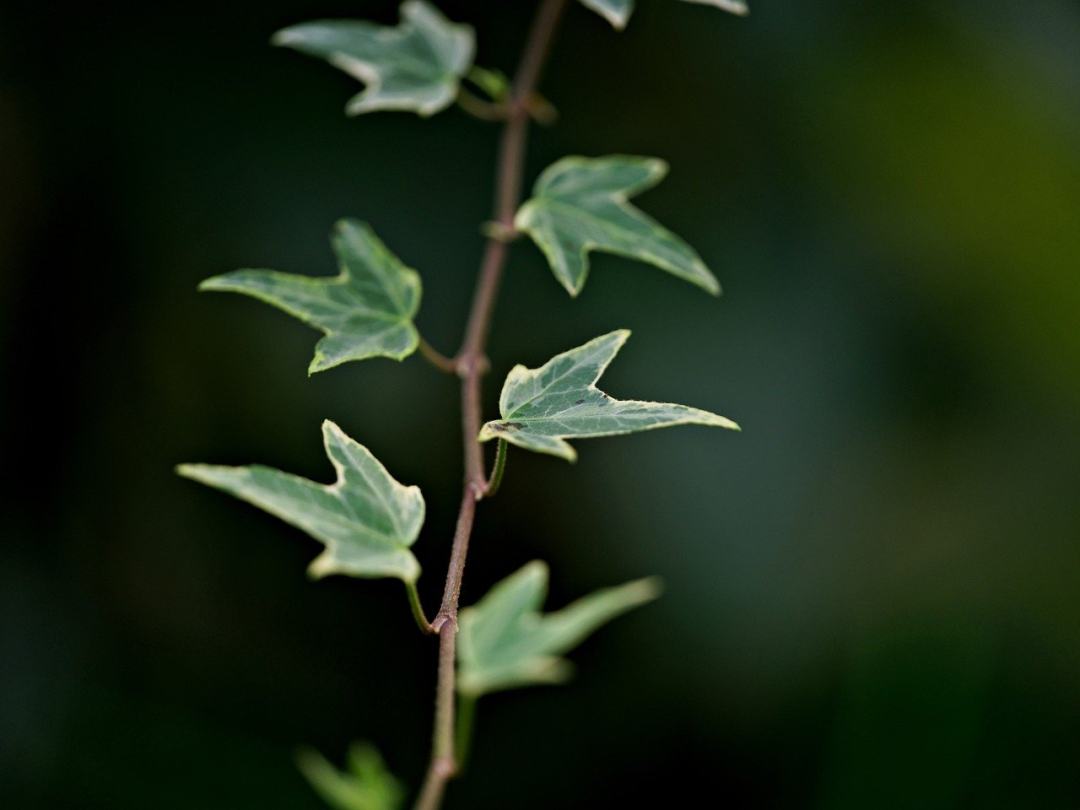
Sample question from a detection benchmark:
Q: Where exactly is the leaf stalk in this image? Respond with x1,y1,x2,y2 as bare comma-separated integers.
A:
406,580,434,635
418,336,457,374
484,440,508,498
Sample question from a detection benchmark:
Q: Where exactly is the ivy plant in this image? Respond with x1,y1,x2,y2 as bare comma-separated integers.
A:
180,2,745,808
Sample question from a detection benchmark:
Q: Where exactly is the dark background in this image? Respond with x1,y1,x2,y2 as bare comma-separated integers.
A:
3,1,1080,807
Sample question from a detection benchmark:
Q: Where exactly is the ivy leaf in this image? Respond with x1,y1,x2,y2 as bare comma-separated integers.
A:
515,155,720,296
479,330,739,462
297,743,404,810
273,0,474,117
578,0,748,30
199,220,421,375
458,561,660,697
177,420,424,583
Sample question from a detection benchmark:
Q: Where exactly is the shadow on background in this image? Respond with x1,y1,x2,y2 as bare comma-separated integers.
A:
3,0,1079,807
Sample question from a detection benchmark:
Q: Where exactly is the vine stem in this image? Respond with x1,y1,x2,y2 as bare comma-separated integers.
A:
413,2,567,809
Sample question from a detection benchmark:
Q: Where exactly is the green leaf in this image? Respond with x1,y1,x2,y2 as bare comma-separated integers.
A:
297,742,404,810
515,155,720,296
178,420,423,583
273,0,474,117
465,65,510,102
479,330,739,462
458,561,661,697
578,0,748,30
200,220,421,375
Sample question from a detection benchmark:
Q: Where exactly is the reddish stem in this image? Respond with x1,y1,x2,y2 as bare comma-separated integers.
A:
413,2,567,809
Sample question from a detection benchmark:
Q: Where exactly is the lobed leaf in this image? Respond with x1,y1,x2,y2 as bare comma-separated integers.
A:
273,0,475,117
178,420,423,583
479,330,739,462
579,0,748,30
200,220,421,375
515,155,720,296
297,742,404,810
458,561,661,697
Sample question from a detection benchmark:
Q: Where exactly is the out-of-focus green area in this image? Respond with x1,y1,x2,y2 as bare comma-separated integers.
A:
3,1,1079,807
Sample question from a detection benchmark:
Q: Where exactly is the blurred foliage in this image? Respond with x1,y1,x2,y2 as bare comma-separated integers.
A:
2,0,1079,807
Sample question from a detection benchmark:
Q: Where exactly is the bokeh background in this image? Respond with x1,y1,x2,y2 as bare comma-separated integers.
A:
4,0,1080,807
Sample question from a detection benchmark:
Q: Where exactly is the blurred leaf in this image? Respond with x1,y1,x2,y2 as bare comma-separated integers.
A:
298,742,404,810
683,0,749,19
273,0,474,117
479,330,739,461
458,561,660,697
516,155,720,296
178,420,424,583
466,65,510,102
578,0,747,31
200,220,421,374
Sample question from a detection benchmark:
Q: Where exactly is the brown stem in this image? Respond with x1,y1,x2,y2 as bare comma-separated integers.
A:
413,2,567,808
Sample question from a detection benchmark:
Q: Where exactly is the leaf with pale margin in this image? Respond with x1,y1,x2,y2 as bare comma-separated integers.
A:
579,0,747,30
458,561,660,697
273,0,474,117
297,743,404,810
200,220,421,375
178,421,423,583
515,155,720,296
479,330,739,462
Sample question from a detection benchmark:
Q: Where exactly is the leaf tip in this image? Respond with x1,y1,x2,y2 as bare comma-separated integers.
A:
270,27,301,48
307,550,335,580
333,217,368,238
320,418,346,442
645,156,670,178
627,575,664,605
196,275,226,292
604,328,632,354
308,352,339,375
521,559,550,582
598,7,631,30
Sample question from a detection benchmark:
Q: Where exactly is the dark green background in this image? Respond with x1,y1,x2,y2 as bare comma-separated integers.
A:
3,1,1080,807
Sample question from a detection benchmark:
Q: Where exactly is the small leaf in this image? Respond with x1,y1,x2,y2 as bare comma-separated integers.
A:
465,65,510,102
273,0,474,117
458,561,661,697
515,155,720,296
178,420,423,583
298,742,404,810
683,0,750,19
479,330,739,462
200,220,421,374
578,0,747,30
576,0,633,28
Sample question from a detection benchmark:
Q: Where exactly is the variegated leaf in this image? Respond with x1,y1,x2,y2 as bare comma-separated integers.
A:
515,155,720,296
297,743,404,810
479,330,739,462
178,421,424,583
273,0,474,117
200,220,421,375
579,0,748,30
458,561,660,697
